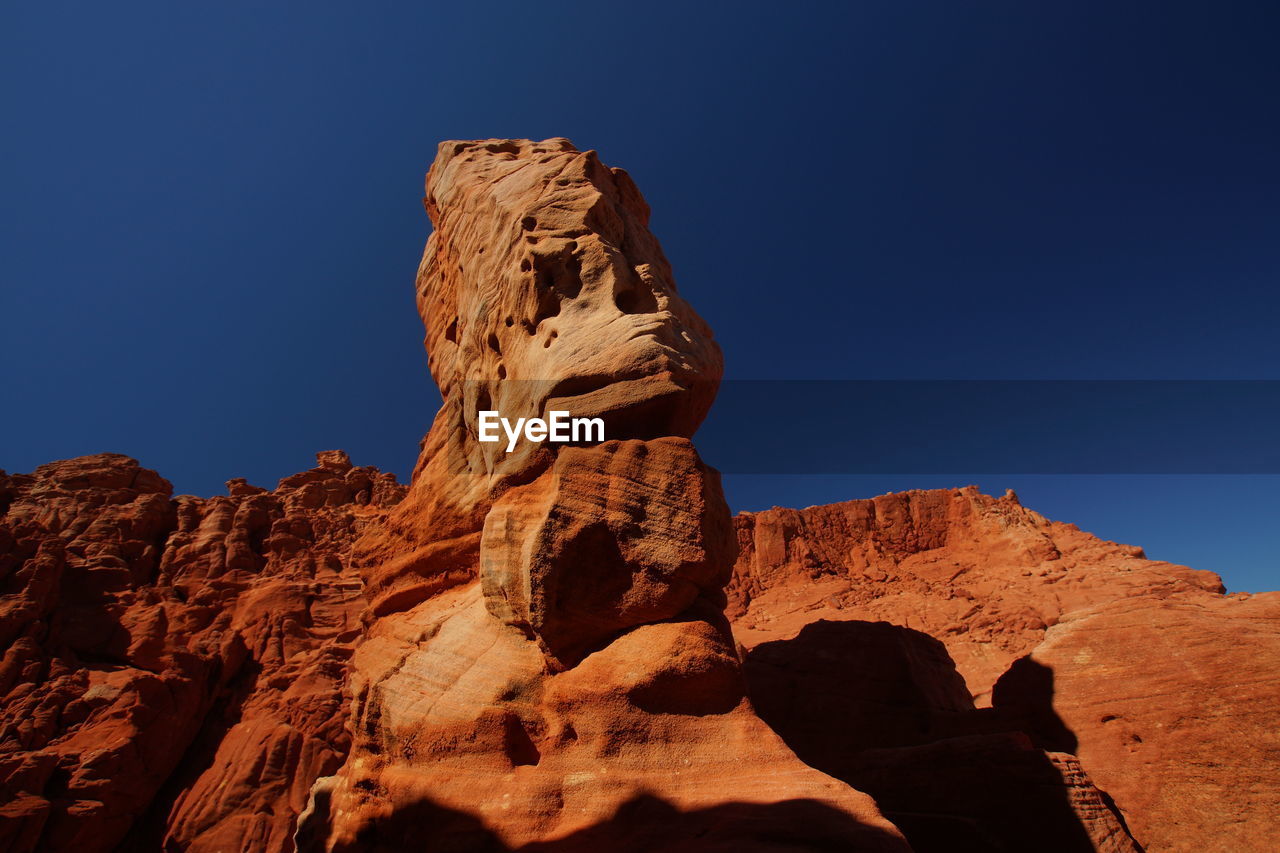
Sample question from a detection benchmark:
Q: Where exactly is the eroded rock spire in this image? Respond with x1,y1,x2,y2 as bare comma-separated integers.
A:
303,139,909,851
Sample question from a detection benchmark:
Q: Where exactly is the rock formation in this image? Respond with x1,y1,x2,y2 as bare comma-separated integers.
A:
0,451,404,852
1,139,1277,852
731,488,1280,851
304,138,907,851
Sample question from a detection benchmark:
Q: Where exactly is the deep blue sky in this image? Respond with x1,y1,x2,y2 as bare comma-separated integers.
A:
3,3,1277,591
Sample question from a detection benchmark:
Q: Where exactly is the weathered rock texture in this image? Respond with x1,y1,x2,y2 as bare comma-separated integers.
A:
0,451,404,853
358,137,721,622
306,138,908,851
731,488,1280,852
2,139,1277,852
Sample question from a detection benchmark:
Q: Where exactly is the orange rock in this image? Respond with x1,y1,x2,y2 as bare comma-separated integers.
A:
480,438,735,668
0,452,404,853
309,139,909,850
729,487,1222,704
731,488,1280,851
1007,592,1280,852
356,138,724,623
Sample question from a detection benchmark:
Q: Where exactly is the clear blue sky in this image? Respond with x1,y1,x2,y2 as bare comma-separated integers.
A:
3,2,1277,591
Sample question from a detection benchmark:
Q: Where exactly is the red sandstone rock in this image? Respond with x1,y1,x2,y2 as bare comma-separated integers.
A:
742,618,1141,851
480,437,735,668
3,456,1275,852
0,452,404,853
729,487,1223,704
356,137,723,623
309,139,909,851
730,488,1280,852
1007,592,1280,852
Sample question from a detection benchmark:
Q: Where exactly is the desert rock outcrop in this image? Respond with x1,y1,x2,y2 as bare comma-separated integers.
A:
306,139,908,851
0,452,404,853
730,488,1280,851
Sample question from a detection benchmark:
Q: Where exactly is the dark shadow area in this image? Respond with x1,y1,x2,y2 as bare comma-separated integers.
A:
990,655,1078,753
315,792,908,853
746,619,974,759
990,661,1145,851
745,620,1140,853
321,795,503,853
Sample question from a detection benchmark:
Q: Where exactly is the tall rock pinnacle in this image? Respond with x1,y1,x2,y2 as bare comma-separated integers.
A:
302,140,910,850
357,138,725,622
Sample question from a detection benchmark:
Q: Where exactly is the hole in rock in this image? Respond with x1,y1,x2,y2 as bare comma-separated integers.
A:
532,288,560,328
533,248,583,300
615,280,658,314
504,717,542,767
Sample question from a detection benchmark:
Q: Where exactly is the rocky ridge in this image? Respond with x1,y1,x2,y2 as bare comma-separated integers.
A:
0,451,404,852
731,488,1280,852
7,455,1275,851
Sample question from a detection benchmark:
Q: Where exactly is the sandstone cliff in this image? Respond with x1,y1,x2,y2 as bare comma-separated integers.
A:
731,488,1280,852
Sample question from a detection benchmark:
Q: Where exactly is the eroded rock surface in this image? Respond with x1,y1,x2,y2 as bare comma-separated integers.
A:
730,488,1280,852
0,452,404,853
308,138,908,851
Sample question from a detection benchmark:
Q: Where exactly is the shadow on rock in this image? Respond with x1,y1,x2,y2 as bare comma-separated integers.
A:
990,654,1077,753
745,620,1140,853
314,792,907,853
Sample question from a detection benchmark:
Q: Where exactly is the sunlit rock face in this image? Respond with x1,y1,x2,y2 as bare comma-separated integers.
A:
479,437,736,670
357,138,724,620
729,490,1280,852
422,138,722,447
305,140,911,852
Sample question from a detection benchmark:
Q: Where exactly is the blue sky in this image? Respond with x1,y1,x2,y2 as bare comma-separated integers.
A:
3,2,1277,591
